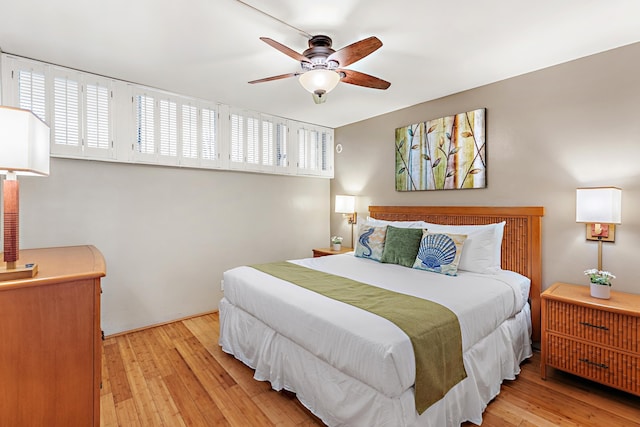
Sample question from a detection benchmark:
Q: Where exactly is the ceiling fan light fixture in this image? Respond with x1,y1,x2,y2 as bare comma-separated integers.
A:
298,69,341,95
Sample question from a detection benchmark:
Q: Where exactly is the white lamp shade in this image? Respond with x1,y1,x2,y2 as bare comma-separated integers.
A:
335,195,355,214
0,106,50,176
299,69,341,94
576,187,622,224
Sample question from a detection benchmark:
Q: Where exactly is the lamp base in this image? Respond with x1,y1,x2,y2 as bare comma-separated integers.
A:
0,263,38,282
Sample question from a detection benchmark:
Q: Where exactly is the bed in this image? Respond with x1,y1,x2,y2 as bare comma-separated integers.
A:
219,206,544,426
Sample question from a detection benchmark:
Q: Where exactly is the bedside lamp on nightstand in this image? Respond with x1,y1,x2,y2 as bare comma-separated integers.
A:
576,187,622,271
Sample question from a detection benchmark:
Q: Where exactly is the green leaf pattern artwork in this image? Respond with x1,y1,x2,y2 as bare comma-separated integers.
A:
395,109,486,191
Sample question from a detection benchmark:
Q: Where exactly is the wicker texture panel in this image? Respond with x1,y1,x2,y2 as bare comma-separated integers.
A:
546,300,639,352
547,334,640,394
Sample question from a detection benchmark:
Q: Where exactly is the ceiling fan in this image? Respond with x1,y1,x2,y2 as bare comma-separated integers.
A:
249,35,391,104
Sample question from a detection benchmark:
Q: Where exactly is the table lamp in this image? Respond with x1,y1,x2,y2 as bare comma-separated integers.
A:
0,106,50,281
576,187,622,271
335,195,357,248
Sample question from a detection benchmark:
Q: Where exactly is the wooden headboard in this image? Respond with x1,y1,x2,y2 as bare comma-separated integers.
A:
369,205,544,342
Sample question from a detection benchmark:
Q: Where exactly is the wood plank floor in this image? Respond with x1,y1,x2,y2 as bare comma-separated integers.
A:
100,312,640,426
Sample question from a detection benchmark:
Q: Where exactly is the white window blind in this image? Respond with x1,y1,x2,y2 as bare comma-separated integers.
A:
321,131,329,172
159,99,177,157
230,113,244,163
86,82,110,150
246,116,260,165
18,70,46,122
201,107,217,161
136,94,155,154
182,104,198,159
262,120,274,166
53,76,80,147
276,123,287,168
311,130,320,170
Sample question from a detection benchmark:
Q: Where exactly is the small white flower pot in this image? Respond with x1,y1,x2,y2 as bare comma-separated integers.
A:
590,283,611,299
332,243,341,251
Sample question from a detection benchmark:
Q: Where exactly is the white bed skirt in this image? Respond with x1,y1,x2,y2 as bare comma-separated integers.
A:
219,298,532,427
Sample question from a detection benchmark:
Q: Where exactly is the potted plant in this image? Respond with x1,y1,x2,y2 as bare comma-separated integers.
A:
331,236,343,251
584,269,615,299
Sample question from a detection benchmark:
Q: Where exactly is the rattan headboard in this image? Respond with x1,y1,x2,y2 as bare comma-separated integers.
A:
368,205,544,342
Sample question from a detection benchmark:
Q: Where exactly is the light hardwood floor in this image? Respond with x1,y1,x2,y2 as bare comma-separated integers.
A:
100,312,640,426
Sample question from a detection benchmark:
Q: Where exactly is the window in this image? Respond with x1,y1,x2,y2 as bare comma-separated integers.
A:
230,113,244,164
246,116,260,165
262,120,274,166
276,123,288,169
159,98,177,157
1,53,332,177
85,82,110,151
18,69,46,122
298,126,333,176
53,75,80,148
182,104,198,160
201,107,217,161
135,94,155,155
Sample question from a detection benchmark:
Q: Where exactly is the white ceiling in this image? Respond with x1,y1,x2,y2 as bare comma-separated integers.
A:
1,0,640,128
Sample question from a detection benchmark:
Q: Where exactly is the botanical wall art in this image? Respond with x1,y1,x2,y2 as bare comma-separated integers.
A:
395,108,486,191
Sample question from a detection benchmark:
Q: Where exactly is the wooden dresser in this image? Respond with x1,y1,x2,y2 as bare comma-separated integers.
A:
541,282,640,396
0,246,106,426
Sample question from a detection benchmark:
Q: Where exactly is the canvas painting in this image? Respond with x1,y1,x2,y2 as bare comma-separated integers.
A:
395,108,486,191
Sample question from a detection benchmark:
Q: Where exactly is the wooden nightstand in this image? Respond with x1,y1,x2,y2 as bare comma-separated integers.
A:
541,282,640,396
312,247,354,257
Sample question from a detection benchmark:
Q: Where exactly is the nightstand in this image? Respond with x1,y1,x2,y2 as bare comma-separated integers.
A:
312,247,354,257
541,282,640,396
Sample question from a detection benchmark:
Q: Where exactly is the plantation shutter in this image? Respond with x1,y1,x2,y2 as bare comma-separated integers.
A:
182,104,198,159
53,75,80,148
246,116,259,165
85,82,110,150
262,120,274,166
230,113,244,163
320,131,328,172
159,99,177,157
136,94,155,154
276,123,288,168
202,107,217,161
18,70,46,122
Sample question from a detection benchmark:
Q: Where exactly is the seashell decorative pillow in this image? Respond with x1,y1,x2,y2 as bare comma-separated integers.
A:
354,224,387,262
412,230,467,276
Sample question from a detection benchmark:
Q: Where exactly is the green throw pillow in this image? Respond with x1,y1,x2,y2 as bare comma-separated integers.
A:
380,226,423,267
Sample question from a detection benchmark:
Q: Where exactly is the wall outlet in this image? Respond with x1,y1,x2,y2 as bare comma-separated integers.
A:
220,279,224,291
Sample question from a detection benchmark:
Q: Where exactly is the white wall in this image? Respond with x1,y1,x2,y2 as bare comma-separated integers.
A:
332,42,640,295
19,158,330,334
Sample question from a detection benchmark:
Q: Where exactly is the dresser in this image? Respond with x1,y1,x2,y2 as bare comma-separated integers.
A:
0,246,106,426
541,282,640,396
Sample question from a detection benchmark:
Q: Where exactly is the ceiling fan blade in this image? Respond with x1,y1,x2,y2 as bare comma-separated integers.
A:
327,36,382,67
260,37,310,63
248,72,299,84
338,69,391,90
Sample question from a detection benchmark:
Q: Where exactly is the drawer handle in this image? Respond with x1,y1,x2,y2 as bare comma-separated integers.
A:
579,321,609,331
579,358,609,369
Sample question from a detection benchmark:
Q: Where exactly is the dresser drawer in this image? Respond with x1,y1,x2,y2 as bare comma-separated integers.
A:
546,334,640,395
545,299,639,352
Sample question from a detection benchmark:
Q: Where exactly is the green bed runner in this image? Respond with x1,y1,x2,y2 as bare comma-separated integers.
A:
251,261,467,414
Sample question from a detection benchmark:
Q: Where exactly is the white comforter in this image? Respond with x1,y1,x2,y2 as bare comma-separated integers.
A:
222,253,529,399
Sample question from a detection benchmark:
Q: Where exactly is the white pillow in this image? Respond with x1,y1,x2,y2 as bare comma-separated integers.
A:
365,217,429,229
422,221,506,274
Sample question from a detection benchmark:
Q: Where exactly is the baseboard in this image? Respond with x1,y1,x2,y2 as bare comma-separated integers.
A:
104,309,218,339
